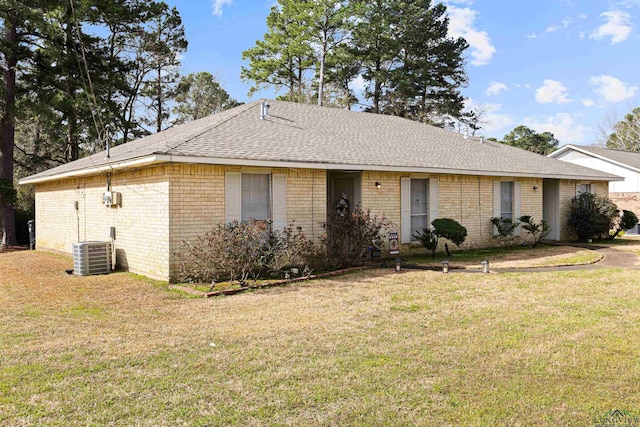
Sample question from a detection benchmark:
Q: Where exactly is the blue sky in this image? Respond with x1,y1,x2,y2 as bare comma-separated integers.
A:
166,0,640,146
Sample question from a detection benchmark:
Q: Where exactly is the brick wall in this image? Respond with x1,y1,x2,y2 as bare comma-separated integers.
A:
35,166,171,280
167,165,327,281
361,173,544,252
33,162,605,280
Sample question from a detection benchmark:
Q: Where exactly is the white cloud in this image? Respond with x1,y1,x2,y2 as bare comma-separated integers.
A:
582,98,596,107
546,17,572,33
446,6,496,66
524,113,589,144
589,10,633,44
349,75,367,93
535,80,571,104
589,75,638,103
211,0,233,17
486,82,507,96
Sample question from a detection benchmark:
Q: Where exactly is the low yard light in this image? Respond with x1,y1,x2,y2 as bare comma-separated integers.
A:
442,260,449,273
395,258,401,272
481,260,489,273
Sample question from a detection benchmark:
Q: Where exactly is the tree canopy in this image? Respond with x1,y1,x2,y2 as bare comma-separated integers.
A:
242,0,469,124
173,72,241,124
499,125,559,155
0,1,233,246
604,107,640,152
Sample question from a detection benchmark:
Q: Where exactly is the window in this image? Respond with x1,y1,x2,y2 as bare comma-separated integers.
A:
501,181,513,219
410,179,428,240
241,173,270,222
576,183,590,195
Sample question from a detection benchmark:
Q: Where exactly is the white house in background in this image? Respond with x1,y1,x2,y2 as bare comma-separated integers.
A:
549,145,640,232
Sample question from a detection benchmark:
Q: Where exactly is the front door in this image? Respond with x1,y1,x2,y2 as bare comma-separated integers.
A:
543,179,560,241
328,172,362,217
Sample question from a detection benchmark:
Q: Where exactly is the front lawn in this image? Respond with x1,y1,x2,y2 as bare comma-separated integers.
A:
1,251,639,425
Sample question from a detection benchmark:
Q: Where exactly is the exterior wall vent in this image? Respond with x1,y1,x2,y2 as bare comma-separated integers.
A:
73,241,112,276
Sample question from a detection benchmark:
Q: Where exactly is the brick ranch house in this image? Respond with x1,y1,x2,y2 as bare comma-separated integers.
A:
549,144,640,224
20,99,620,281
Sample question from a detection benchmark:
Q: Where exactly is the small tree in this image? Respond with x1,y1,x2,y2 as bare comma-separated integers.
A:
567,193,619,241
518,215,551,248
413,228,438,257
610,210,639,239
490,217,519,246
432,218,467,247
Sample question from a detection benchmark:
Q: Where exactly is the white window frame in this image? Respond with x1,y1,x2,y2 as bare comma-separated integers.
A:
493,180,521,237
500,181,513,220
401,177,439,244
225,171,287,229
241,172,271,223
410,179,429,242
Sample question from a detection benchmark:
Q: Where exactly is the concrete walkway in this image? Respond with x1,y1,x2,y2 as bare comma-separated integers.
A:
493,243,640,273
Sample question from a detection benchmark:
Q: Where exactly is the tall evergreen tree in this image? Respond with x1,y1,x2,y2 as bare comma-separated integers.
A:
140,4,187,132
172,72,240,124
349,0,401,113
381,0,468,125
0,0,49,246
242,1,315,102
500,125,559,155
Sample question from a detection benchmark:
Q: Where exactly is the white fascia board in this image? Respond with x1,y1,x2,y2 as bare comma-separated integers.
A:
553,145,640,175
547,144,574,158
18,156,162,184
157,155,620,181
19,153,622,185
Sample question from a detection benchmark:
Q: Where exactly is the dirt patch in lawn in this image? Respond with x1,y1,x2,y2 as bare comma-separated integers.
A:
412,245,603,270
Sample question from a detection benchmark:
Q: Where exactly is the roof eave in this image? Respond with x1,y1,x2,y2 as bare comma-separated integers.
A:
18,156,163,185
19,153,621,185
549,144,640,174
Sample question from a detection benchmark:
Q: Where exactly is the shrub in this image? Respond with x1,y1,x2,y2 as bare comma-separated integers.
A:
178,220,324,286
413,228,438,257
431,218,467,247
490,217,519,246
567,193,618,241
518,215,551,248
324,206,393,268
610,210,639,239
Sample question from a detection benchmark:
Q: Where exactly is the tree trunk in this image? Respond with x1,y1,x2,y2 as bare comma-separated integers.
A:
156,65,162,132
0,10,18,246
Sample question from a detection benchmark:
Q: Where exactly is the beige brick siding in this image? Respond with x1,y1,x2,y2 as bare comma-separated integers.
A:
361,173,544,252
285,168,326,242
35,166,170,280
33,162,608,280
167,165,326,281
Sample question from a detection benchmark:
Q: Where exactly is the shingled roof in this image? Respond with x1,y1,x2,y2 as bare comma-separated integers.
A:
21,99,620,184
550,144,640,172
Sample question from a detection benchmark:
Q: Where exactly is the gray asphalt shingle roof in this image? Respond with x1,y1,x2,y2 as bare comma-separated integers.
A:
21,99,619,183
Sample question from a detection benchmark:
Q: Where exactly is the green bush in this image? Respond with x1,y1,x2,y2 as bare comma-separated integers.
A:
610,209,639,239
518,215,551,247
490,217,519,246
431,218,467,247
324,206,393,268
413,228,439,257
567,193,618,241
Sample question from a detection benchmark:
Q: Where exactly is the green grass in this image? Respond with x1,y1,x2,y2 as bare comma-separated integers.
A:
2,251,640,425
